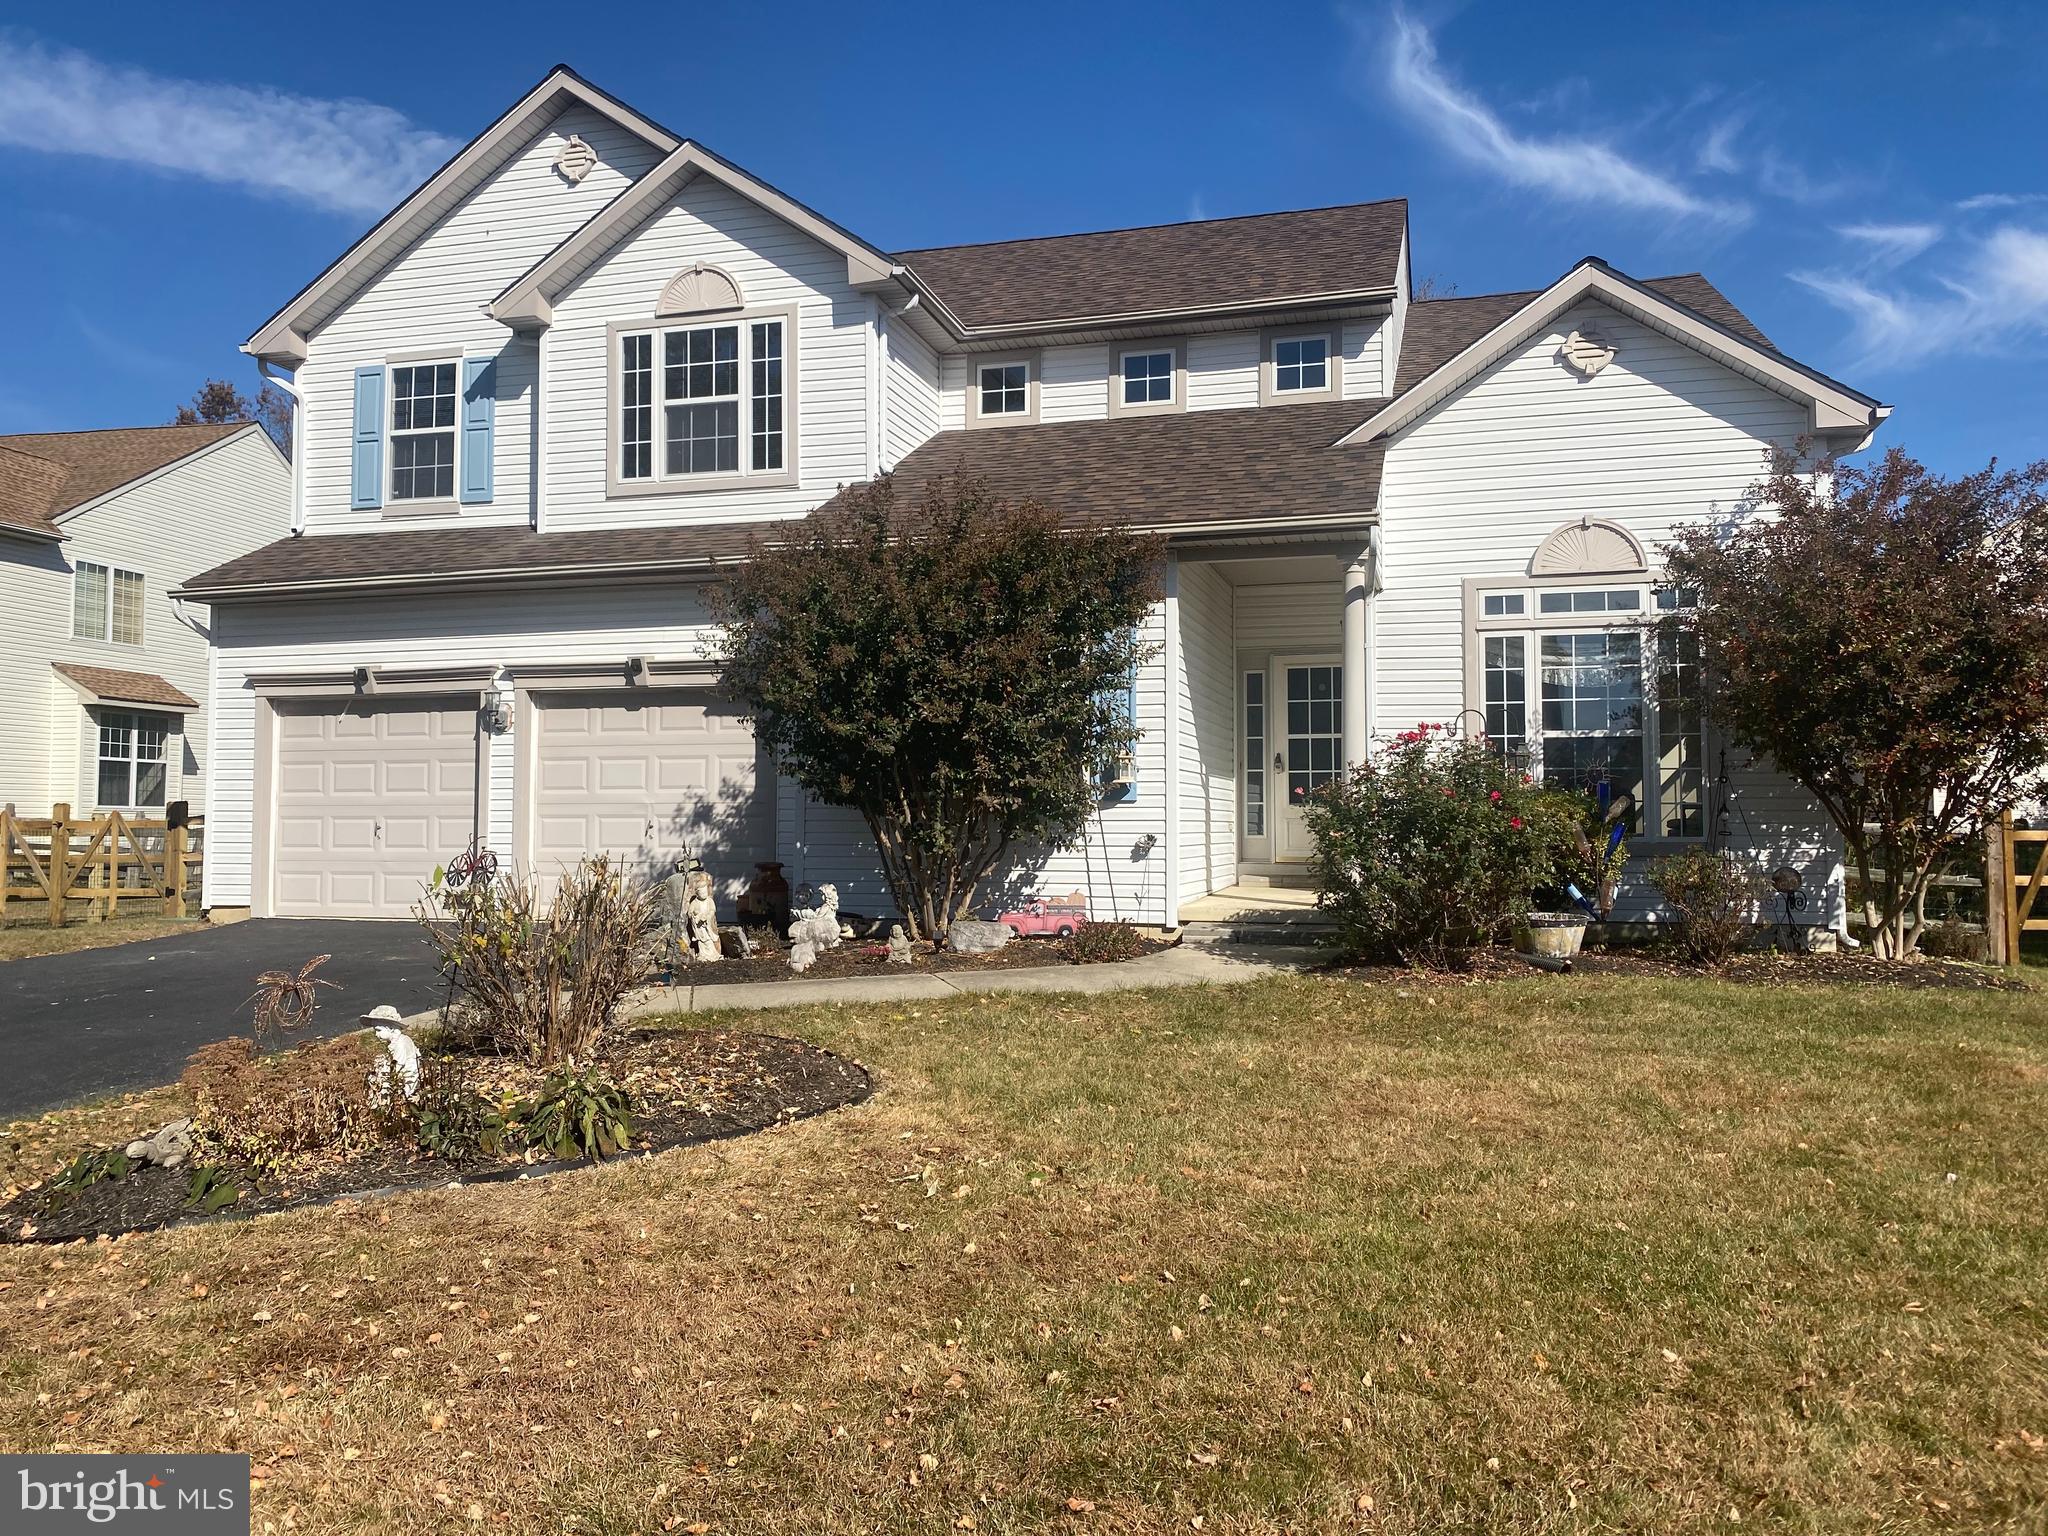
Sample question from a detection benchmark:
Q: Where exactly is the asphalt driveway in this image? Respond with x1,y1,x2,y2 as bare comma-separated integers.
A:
0,919,449,1120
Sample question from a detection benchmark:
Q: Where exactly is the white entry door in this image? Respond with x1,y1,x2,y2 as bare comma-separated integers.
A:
1274,655,1342,862
531,689,769,898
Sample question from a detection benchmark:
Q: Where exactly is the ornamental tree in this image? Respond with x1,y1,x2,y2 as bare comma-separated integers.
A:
714,474,1160,939
1663,445,2048,958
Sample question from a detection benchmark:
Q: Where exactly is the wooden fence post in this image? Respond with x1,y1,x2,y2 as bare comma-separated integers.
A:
166,821,189,917
1987,814,2014,965
47,802,69,928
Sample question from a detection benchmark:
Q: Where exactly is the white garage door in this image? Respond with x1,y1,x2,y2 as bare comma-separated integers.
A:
532,690,769,896
274,699,479,918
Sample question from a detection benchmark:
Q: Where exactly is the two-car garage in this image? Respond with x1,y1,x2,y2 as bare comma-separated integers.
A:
263,685,769,919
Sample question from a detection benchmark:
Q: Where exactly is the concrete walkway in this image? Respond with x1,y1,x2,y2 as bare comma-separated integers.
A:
616,940,1314,1017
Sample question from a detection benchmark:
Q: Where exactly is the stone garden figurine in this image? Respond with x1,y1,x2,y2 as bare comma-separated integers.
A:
787,882,843,974
684,868,723,964
658,858,693,976
886,923,914,965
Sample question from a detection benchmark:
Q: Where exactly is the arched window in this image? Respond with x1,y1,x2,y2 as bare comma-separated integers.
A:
1528,516,1648,578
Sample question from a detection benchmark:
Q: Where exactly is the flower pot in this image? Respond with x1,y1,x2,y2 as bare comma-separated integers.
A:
1519,911,1588,959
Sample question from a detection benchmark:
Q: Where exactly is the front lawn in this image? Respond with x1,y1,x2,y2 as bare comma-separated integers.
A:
3,971,2045,1532
0,915,207,963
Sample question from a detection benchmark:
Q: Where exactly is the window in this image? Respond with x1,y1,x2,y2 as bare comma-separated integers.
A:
1122,350,1174,406
1285,663,1343,803
979,362,1029,416
72,562,144,645
1244,671,1266,838
389,361,457,501
616,316,789,485
1273,335,1329,393
96,711,168,810
1473,580,1703,840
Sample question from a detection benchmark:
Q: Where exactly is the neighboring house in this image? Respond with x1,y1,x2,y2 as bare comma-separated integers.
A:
1,423,290,820
182,66,1889,927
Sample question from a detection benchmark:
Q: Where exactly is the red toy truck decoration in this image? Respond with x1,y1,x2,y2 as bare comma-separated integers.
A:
997,891,1089,939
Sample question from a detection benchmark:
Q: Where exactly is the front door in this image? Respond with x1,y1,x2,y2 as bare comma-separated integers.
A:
1274,655,1342,862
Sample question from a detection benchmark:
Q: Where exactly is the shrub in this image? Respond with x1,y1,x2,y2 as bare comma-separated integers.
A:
1648,848,1758,965
1070,921,1145,963
51,1148,131,1199
411,1055,510,1162
512,1067,634,1163
180,1035,390,1162
418,855,655,1067
183,1165,240,1214
1301,724,1572,968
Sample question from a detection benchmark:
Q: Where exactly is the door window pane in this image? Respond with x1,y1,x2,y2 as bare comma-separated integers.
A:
1243,671,1265,837
1284,664,1343,803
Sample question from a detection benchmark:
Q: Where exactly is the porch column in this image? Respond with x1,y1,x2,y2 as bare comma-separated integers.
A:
1341,538,1375,773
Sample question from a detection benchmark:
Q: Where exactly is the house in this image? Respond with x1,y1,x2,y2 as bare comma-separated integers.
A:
181,66,1889,929
1,423,290,820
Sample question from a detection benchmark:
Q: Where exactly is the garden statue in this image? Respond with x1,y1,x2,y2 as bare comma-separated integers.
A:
684,867,723,964
367,1025,422,1106
887,923,913,964
787,882,843,974
657,859,693,977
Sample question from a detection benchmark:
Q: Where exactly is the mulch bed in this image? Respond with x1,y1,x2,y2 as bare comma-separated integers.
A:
2,1030,870,1245
1323,945,2031,991
670,927,1174,984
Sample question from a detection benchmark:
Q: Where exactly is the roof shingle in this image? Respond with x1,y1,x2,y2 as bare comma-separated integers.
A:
898,201,1408,332
0,423,249,537
53,663,200,711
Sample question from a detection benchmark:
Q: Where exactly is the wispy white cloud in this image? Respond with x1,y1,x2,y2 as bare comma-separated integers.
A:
1696,113,1745,175
1793,225,2048,368
1756,149,1857,206
1834,221,1943,268
1957,191,2048,212
0,34,459,216
1377,10,1749,224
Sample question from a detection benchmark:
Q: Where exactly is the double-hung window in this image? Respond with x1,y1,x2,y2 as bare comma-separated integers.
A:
96,711,168,810
1473,582,1705,839
389,361,458,502
73,562,144,645
615,313,791,488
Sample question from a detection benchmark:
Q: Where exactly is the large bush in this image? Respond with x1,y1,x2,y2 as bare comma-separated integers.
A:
715,473,1160,939
1302,724,1573,968
1648,847,1758,965
417,856,654,1067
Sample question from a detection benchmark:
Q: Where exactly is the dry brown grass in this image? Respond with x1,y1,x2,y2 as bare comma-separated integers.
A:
3,971,2047,1533
0,916,206,964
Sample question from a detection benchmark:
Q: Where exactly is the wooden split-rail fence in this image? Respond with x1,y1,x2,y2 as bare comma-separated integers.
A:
1988,812,2048,965
0,803,203,927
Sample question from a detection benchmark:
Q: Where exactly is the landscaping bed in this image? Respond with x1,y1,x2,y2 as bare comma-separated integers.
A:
1324,944,2032,991
1,1028,869,1244
671,923,1173,984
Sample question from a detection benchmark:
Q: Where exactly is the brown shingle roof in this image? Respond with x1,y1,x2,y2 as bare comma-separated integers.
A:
53,663,199,711
825,398,1385,532
181,519,790,597
0,423,249,537
1393,273,1774,395
898,201,1408,332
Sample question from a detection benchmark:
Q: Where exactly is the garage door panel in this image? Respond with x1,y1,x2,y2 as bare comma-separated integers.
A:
533,689,769,900
273,699,477,919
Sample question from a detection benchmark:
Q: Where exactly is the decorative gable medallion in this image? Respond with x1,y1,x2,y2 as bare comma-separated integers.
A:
1558,328,1616,379
1530,516,1647,577
657,262,746,317
553,134,597,185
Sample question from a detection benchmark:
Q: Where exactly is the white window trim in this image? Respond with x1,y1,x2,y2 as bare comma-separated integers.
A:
72,560,145,647
1259,326,1342,405
606,307,800,497
967,351,1040,428
94,708,171,812
1463,572,1708,849
1107,340,1187,419
384,354,462,511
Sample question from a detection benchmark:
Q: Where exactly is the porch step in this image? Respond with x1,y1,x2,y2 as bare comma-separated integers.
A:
1180,913,1336,950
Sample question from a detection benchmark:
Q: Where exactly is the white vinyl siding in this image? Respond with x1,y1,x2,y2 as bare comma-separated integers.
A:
1178,562,1236,900
1375,296,1842,921
295,104,664,536
882,318,941,468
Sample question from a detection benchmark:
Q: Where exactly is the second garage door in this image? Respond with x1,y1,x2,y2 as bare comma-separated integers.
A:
531,690,770,893
274,699,479,918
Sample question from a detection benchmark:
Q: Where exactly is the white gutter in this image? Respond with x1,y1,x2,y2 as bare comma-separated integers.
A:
258,360,307,536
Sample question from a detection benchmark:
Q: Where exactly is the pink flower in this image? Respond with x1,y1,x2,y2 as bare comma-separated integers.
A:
1489,790,1502,803
1510,816,1524,829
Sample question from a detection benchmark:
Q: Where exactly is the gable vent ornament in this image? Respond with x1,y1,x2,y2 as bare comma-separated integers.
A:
1559,328,1616,379
553,134,597,185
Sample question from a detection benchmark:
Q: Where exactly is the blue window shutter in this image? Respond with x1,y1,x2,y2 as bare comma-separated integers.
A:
1098,627,1140,803
350,366,384,510
459,355,496,504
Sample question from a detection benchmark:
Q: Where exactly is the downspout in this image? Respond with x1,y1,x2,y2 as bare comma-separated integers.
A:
257,360,306,536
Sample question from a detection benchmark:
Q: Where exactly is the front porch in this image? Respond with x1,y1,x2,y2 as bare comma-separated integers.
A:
1165,530,1376,926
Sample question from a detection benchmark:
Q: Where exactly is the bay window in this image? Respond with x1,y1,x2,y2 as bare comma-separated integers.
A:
611,309,795,492
1470,580,1705,840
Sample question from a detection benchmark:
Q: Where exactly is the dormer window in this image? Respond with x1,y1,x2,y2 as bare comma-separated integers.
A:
1261,328,1342,404
1122,351,1173,405
609,307,797,495
969,354,1039,428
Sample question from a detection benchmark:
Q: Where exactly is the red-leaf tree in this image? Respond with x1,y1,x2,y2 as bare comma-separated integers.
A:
714,474,1160,939
1663,445,2048,957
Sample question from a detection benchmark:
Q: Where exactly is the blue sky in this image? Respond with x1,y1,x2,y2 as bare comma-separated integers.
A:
1,0,2043,472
